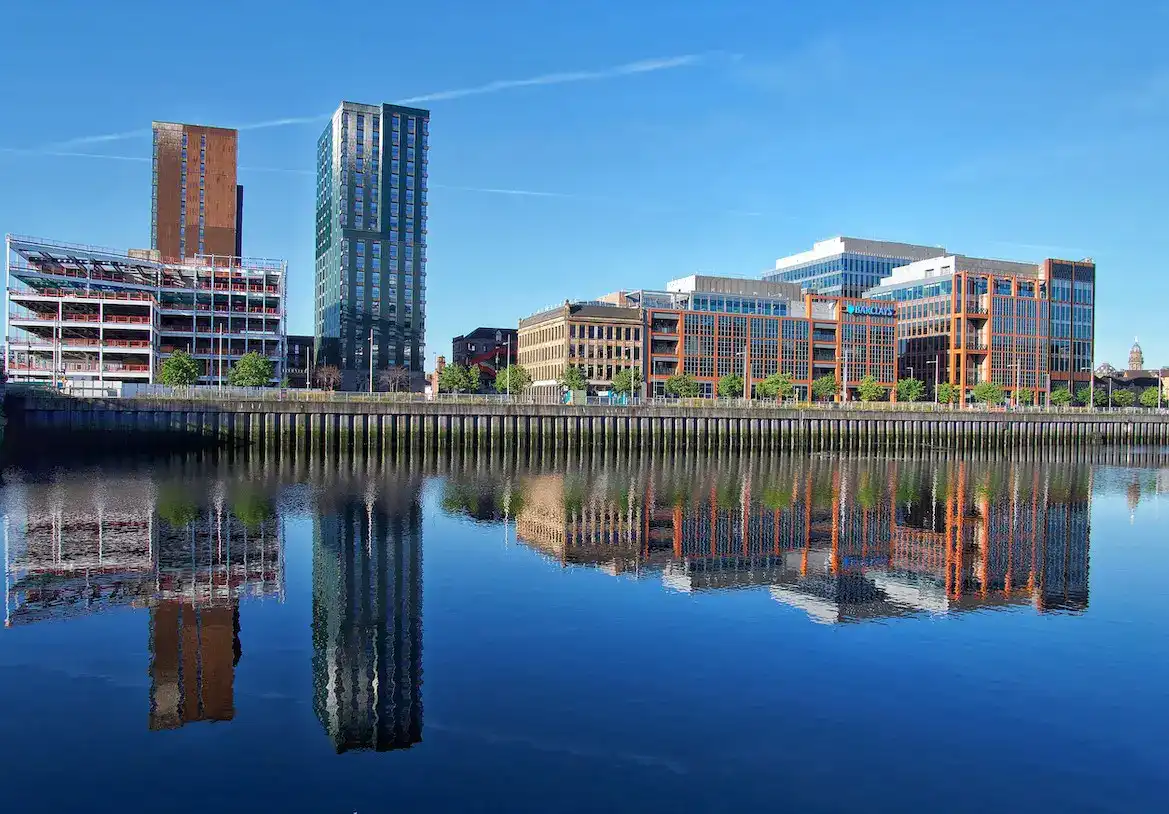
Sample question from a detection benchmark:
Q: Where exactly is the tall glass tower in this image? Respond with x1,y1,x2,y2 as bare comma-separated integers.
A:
315,101,429,389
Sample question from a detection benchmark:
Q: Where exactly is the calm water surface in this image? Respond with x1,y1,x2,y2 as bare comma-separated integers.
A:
1,447,1167,813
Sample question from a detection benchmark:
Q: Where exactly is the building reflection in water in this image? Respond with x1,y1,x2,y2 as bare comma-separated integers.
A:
2,476,283,729
498,455,1093,623
311,473,423,753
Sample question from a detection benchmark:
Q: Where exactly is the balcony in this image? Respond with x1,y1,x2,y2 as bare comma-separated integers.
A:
812,330,837,343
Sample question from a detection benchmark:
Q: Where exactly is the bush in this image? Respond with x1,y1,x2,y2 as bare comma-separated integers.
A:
857,375,886,402
1015,387,1034,406
971,381,1005,404
1074,386,1092,406
717,374,743,398
1139,386,1163,409
811,374,839,402
611,366,641,397
159,350,200,386
896,378,925,403
1051,386,1073,406
755,372,795,401
495,364,532,395
228,352,274,387
665,373,700,398
560,365,587,392
1111,389,1136,408
438,363,471,393
935,382,959,404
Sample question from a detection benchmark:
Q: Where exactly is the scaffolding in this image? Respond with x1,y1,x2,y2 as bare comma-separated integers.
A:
5,234,287,386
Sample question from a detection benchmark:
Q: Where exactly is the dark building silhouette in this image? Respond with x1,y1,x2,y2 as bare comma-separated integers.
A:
148,602,240,729
312,480,423,752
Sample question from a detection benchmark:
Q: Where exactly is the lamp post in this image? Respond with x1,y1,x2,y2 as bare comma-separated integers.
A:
368,326,375,393
1081,366,1094,411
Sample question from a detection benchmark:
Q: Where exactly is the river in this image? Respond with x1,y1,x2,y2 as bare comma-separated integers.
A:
0,447,1166,812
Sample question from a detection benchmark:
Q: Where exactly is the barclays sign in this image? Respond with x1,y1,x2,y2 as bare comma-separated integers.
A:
846,303,896,318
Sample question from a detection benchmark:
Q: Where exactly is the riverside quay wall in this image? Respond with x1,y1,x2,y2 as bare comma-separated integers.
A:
7,394,1169,454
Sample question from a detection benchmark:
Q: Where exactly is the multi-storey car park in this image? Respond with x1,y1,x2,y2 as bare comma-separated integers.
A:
5,235,285,388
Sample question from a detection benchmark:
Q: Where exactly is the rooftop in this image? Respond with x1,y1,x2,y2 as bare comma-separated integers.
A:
772,237,947,271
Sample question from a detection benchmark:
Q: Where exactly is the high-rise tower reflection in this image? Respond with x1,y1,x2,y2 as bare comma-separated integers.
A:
311,473,423,753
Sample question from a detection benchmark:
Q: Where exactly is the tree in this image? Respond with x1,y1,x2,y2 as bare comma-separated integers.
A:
935,382,959,405
467,364,481,393
1051,386,1073,407
315,365,341,391
717,374,743,398
1111,389,1136,408
812,374,839,402
1139,386,1163,409
611,366,641,397
158,350,200,387
896,377,926,403
971,381,1005,405
1015,387,1035,406
495,364,532,395
857,375,886,402
755,372,795,401
664,373,700,398
1093,387,1109,408
561,365,587,392
378,365,411,393
438,363,471,393
1074,386,1092,406
228,352,274,387
279,376,291,389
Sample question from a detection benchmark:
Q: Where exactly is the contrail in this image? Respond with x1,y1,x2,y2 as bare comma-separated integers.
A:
397,54,708,104
15,52,710,151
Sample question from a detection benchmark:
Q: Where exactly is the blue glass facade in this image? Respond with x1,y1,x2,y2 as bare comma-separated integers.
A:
765,253,918,298
688,293,789,316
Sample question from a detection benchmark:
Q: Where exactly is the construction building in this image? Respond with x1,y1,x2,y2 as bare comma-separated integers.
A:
4,235,285,387
517,301,644,398
863,254,1095,404
151,121,243,260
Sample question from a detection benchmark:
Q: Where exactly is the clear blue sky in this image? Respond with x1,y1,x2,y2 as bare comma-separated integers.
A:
2,0,1167,370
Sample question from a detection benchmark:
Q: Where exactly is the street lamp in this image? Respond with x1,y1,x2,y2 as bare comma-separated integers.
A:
1081,366,1094,410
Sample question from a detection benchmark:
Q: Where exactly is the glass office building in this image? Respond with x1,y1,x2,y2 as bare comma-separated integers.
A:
864,255,1052,404
1044,259,1096,393
765,237,947,298
315,101,429,389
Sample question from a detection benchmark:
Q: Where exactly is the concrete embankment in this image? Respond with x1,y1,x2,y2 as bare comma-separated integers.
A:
6,394,1169,455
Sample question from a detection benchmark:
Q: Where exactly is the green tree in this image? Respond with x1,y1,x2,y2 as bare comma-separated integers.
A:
1074,386,1092,406
971,381,1005,404
896,377,926,403
228,352,274,387
1093,387,1109,408
717,374,744,398
495,364,532,395
159,350,200,387
811,374,839,402
231,489,274,533
1139,386,1163,409
1111,389,1136,408
664,373,700,398
560,365,587,392
1015,387,1034,406
611,366,641,397
857,375,886,402
1051,386,1073,407
438,363,471,393
467,364,481,393
935,381,959,404
755,371,795,401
